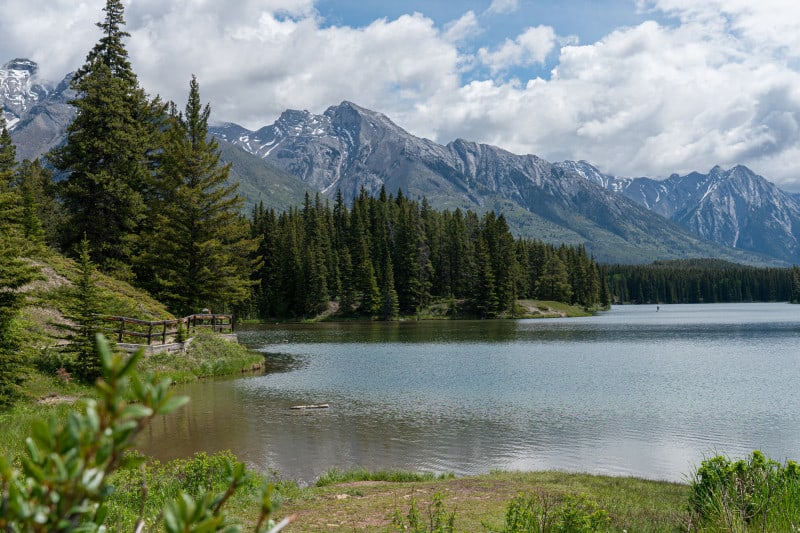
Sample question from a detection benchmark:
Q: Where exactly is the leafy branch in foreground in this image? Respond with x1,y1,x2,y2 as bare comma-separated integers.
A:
0,334,291,532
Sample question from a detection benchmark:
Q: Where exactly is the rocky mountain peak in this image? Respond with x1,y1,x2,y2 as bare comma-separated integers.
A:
2,57,76,161
275,108,314,129
4,58,38,74
1,58,51,127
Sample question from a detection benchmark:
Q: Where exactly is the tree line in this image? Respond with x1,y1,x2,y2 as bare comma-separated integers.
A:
247,190,610,320
606,259,800,304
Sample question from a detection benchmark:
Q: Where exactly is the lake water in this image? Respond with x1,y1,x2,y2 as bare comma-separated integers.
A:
137,303,800,483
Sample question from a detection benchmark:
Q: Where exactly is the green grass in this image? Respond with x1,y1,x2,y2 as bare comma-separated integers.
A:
136,330,264,384
277,469,690,532
315,467,455,487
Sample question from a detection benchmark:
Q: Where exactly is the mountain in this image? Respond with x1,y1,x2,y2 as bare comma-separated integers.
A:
0,59,75,161
568,160,800,264
210,101,775,265
216,138,318,213
0,58,309,214
2,58,791,265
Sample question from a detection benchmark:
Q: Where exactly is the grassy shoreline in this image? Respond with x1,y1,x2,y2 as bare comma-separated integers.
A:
273,469,690,532
238,299,598,324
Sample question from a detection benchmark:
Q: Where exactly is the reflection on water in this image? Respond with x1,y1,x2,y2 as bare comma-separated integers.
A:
137,303,800,483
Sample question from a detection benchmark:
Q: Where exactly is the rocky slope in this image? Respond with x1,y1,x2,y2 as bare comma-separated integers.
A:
565,160,800,263
1,58,75,162
210,102,773,264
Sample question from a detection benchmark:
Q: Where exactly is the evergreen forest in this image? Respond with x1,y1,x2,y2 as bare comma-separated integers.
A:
248,190,609,320
607,260,800,304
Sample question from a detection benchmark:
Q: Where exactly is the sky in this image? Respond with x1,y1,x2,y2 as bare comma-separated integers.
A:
3,0,800,189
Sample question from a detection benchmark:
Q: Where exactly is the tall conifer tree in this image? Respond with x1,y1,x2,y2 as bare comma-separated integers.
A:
51,0,165,272
0,114,39,405
62,238,104,383
136,76,256,316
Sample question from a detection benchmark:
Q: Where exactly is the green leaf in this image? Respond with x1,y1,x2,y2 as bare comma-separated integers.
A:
25,437,42,463
96,333,114,372
119,348,143,377
120,404,154,419
82,468,106,493
158,395,189,415
32,420,57,452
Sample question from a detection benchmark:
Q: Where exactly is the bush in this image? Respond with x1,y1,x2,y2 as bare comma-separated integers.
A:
390,492,456,533
0,335,288,532
489,492,610,533
689,450,800,531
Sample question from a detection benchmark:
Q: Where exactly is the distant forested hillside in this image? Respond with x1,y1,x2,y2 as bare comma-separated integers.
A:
248,189,610,319
607,259,800,304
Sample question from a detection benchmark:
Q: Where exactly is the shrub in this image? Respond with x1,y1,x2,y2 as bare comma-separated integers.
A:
488,492,610,533
689,450,800,531
390,492,456,533
0,334,289,532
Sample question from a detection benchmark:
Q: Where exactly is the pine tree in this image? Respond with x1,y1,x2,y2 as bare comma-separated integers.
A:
536,254,573,303
380,258,400,320
0,114,39,405
136,76,256,316
471,236,498,317
51,0,165,273
62,238,104,383
349,191,380,314
0,238,38,406
0,116,23,233
16,159,62,247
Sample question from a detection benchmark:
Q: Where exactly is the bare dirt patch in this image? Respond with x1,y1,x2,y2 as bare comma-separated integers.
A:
37,393,78,405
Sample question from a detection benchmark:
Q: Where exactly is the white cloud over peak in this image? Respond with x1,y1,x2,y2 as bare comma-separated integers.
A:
2,0,800,188
478,26,557,75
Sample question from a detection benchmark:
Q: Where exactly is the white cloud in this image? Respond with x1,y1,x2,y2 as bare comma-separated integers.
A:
3,0,800,188
443,11,481,44
486,0,519,15
478,26,557,75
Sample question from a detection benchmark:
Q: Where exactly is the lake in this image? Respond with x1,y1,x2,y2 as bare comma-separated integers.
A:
137,303,800,484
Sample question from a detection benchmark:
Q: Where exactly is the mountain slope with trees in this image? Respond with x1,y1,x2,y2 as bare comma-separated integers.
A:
210,102,777,265
3,59,794,266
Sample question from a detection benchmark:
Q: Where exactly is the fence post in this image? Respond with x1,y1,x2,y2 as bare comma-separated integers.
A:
118,318,125,342
147,323,153,345
162,322,167,345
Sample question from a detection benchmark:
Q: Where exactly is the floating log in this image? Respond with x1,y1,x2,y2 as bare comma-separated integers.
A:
289,403,330,410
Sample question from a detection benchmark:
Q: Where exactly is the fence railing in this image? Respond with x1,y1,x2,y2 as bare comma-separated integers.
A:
99,313,234,346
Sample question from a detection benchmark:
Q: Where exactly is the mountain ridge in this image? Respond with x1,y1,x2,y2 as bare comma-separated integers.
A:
571,160,800,263
2,58,793,265
209,101,779,265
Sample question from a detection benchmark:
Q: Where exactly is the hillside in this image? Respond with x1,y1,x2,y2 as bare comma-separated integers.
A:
20,249,173,351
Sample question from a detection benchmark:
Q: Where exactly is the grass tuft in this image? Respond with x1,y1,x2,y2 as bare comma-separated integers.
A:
315,467,455,487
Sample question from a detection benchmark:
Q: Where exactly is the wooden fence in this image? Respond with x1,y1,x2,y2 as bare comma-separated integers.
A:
99,313,234,346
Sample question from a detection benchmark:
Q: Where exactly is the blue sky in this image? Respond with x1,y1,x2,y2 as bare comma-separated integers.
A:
3,0,800,189
315,0,665,81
